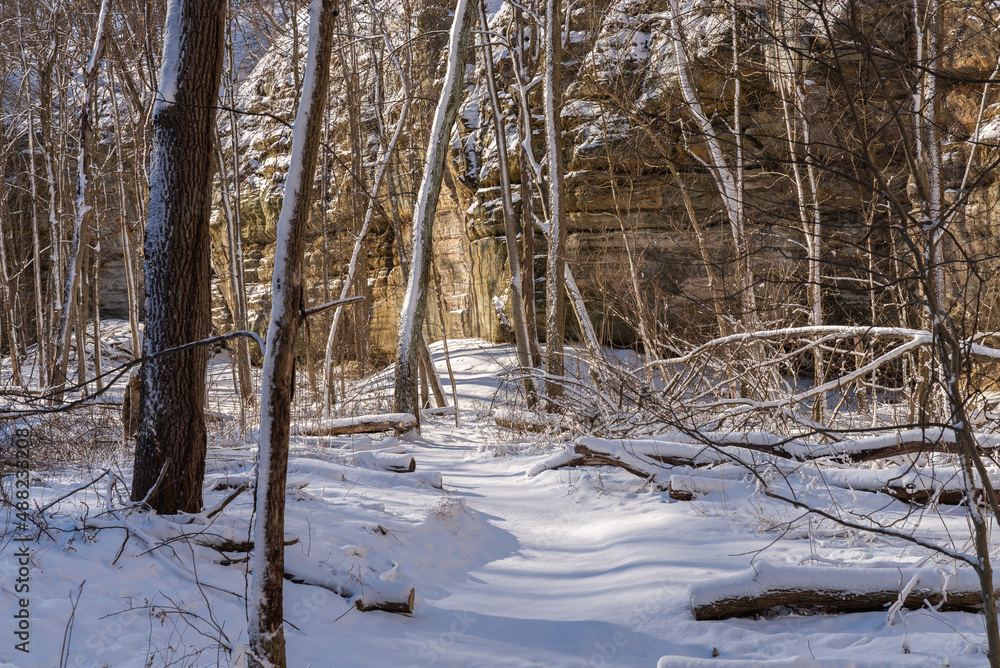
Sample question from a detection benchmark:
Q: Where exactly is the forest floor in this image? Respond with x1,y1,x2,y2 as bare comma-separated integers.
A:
0,328,992,667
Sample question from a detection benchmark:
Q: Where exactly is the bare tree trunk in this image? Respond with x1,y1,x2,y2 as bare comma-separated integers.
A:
107,63,141,362
393,0,478,418
665,0,756,326
131,0,226,514
543,0,567,405
511,3,543,367
520,165,542,367
323,28,413,418
74,274,88,396
39,12,63,353
917,0,999,661
770,0,824,414
22,47,47,385
92,210,103,393
248,2,336,666
0,207,22,386
50,0,111,399
216,141,252,401
477,0,537,406
226,16,252,405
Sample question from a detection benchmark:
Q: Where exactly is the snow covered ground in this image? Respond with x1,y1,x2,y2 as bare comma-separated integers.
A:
0,334,994,667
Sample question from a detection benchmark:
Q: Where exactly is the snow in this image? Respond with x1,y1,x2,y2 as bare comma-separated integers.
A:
4,334,1000,667
156,0,184,107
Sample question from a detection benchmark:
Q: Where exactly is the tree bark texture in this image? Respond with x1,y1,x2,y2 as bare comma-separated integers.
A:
248,2,336,666
131,0,226,514
543,0,567,403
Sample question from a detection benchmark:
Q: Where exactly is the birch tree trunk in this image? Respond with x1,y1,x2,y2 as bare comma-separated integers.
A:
665,0,757,327
131,0,226,514
543,0,567,404
917,2,999,659
393,0,478,418
248,2,336,666
39,13,63,352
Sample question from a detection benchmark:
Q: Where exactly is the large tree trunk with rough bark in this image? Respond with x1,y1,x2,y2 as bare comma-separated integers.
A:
393,0,478,419
131,0,226,514
248,2,336,667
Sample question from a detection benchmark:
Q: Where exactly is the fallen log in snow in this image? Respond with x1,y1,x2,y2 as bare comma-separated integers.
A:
528,433,1000,507
819,465,999,506
690,562,995,620
292,412,418,436
666,428,1000,464
535,429,1000,472
667,473,753,501
283,552,416,614
658,657,856,668
412,471,443,489
353,449,416,473
355,581,417,614
526,442,673,488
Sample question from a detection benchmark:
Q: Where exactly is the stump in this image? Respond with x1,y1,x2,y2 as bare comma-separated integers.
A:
122,369,141,439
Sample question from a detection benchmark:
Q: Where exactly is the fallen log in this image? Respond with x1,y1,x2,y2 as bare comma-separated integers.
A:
667,473,752,501
671,428,1000,464
292,412,417,436
527,443,673,488
412,471,443,489
355,581,416,614
353,449,416,473
819,465,998,506
690,562,996,620
658,657,855,668
283,551,416,614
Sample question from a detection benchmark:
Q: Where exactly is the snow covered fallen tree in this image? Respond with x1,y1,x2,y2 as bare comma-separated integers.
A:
527,430,1000,471
291,412,418,436
283,551,416,614
690,562,1000,620
526,431,1000,506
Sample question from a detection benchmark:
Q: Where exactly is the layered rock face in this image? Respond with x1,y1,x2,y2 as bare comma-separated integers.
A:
201,0,1000,361
453,0,1000,343
209,0,479,367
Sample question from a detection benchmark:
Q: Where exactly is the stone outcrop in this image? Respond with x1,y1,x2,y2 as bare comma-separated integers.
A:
83,0,998,362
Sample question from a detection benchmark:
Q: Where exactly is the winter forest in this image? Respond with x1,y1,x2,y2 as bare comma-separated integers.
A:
2,0,1000,665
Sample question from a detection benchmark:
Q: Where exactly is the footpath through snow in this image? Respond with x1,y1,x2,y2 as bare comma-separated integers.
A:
0,338,993,667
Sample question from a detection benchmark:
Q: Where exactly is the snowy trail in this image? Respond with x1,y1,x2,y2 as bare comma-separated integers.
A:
314,341,981,668
2,336,994,667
